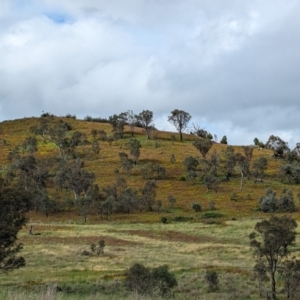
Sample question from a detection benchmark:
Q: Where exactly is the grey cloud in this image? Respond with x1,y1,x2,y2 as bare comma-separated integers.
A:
1,1,300,147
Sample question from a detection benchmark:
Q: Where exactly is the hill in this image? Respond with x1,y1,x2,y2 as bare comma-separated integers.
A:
0,115,295,221
1,116,300,300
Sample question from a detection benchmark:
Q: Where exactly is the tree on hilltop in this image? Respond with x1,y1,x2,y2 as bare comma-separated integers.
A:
108,112,127,139
126,110,136,136
266,135,289,158
168,109,191,141
136,110,154,139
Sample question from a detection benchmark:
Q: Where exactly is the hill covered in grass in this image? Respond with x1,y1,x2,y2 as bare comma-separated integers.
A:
0,115,297,222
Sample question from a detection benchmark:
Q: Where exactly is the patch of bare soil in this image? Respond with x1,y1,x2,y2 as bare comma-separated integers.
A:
22,225,74,232
20,235,138,246
114,229,223,244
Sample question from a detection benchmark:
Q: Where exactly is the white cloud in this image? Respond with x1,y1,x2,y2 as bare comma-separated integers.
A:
1,0,300,147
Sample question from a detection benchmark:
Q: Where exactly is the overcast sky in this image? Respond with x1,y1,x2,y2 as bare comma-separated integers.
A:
1,1,300,146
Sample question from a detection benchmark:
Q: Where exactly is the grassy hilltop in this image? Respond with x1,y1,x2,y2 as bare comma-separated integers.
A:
0,116,299,300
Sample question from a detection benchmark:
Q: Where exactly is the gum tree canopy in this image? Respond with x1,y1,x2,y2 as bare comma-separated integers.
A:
0,182,32,273
250,215,297,300
266,135,289,158
168,109,191,141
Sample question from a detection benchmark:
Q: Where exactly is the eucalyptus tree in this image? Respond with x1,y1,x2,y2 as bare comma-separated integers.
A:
30,116,51,142
108,112,127,139
54,159,95,200
252,156,268,183
183,156,199,172
222,146,236,180
190,124,212,139
91,140,100,155
141,180,157,211
266,135,289,158
126,110,136,136
21,136,38,154
0,184,32,273
235,153,248,190
192,138,213,159
136,110,154,139
168,109,191,141
242,145,254,175
250,216,297,299
119,152,134,174
47,121,72,159
126,138,141,164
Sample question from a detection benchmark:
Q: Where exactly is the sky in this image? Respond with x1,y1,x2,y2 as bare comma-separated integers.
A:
1,0,300,147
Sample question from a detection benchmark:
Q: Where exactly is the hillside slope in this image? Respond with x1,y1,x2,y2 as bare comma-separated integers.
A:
0,116,297,221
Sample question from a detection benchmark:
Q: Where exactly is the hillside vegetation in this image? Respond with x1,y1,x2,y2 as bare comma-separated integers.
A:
1,115,300,299
0,116,293,218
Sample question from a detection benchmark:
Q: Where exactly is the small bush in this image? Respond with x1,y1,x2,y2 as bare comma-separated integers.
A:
152,265,177,297
179,175,186,181
186,171,197,184
278,191,296,212
260,194,277,212
202,212,224,219
208,200,216,210
124,263,152,295
192,203,201,212
65,114,76,119
124,263,177,297
90,239,105,255
41,112,55,118
170,154,176,163
168,195,176,208
161,217,168,224
205,270,219,292
230,192,238,201
81,250,91,256
172,216,194,222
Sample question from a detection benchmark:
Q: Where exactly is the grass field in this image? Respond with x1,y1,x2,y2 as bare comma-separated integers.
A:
1,216,300,299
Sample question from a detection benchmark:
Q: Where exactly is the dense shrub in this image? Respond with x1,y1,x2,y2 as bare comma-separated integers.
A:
152,265,177,297
259,188,296,213
64,114,76,119
90,239,105,255
192,203,201,212
179,175,186,181
260,193,277,213
161,216,168,224
169,154,176,163
278,190,296,212
205,270,219,292
172,216,194,222
124,263,152,295
202,212,224,219
230,192,238,201
84,115,109,123
124,263,177,297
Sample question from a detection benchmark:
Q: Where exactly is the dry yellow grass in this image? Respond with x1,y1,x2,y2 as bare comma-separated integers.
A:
0,116,299,220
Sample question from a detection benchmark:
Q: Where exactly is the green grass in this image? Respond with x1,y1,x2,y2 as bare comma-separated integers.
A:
1,218,300,299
